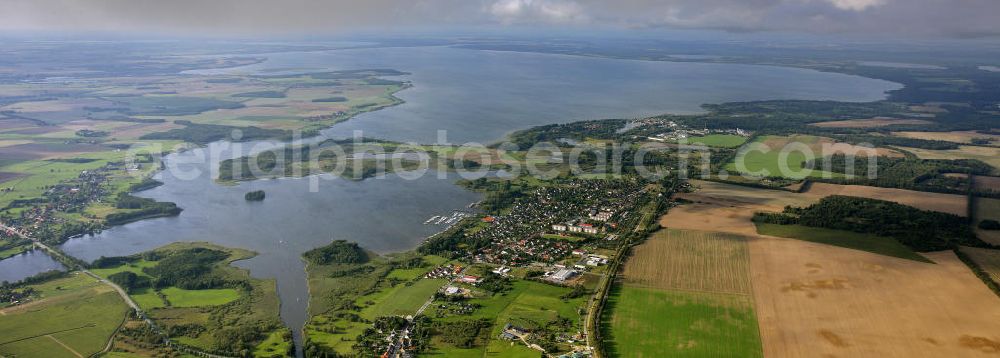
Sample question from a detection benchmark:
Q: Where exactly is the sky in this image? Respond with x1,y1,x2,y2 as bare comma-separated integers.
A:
2,0,997,39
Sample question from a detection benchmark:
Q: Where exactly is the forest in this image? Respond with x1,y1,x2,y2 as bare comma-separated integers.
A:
753,195,987,251
303,240,369,265
806,155,994,194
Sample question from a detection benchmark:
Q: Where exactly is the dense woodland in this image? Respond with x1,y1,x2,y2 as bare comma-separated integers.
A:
303,240,369,265
107,193,182,226
754,196,987,252
140,120,288,144
806,155,994,195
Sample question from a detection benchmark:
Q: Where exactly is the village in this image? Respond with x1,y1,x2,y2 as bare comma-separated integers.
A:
0,152,164,250
370,178,658,357
469,178,647,267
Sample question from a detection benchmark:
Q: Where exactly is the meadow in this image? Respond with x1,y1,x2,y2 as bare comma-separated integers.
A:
159,287,241,308
603,286,761,358
602,229,762,357
425,279,589,357
305,253,451,355
0,273,129,358
725,135,898,179
685,134,748,148
90,242,290,355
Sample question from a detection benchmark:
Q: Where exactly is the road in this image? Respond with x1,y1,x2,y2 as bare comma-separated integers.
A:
383,268,467,357
0,222,234,358
0,223,141,313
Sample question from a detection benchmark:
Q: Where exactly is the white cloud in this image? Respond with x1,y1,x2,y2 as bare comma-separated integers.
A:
0,0,997,38
825,0,886,11
489,0,588,24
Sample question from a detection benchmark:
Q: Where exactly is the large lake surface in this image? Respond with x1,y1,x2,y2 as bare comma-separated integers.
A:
51,45,899,352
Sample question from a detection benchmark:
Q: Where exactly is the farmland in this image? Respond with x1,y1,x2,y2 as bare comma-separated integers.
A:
976,198,1000,245
749,237,1000,357
755,222,930,262
603,229,762,357
891,130,1000,145
620,229,752,294
899,145,1000,174
663,180,815,235
960,247,1000,286
801,182,968,216
0,63,411,251
685,134,748,148
604,287,760,357
725,135,899,179
809,117,933,128
658,178,1000,357
0,273,129,358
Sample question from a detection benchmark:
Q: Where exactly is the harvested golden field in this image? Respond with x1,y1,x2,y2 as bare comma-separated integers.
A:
892,130,1000,145
978,230,1000,246
750,237,1000,358
622,229,752,294
607,228,763,357
810,117,932,128
973,175,1000,192
666,180,970,234
664,180,817,235
977,198,1000,245
678,180,816,212
803,182,968,216
960,246,1000,285
757,134,902,158
908,104,948,114
661,203,762,236
899,145,1000,175
979,197,1000,222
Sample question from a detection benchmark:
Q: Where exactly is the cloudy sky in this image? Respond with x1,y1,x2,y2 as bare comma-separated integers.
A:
2,0,997,38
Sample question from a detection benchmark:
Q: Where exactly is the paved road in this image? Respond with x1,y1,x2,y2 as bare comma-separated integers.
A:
0,223,142,313
0,222,235,358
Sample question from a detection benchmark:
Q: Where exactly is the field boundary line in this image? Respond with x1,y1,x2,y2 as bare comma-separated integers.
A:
0,323,95,346
46,334,84,358
618,283,753,298
745,235,766,358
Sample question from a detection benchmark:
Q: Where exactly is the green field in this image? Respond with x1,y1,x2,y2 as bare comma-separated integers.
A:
358,278,446,319
253,330,294,357
305,254,445,355
725,135,841,179
0,242,31,260
424,279,588,356
686,134,748,148
0,274,129,358
602,229,762,357
603,286,761,357
755,222,931,263
160,287,241,308
541,233,587,242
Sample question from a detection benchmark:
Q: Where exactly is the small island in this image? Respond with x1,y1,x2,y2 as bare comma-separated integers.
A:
245,190,266,201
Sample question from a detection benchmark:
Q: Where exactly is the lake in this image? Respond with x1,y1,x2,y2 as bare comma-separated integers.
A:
59,45,900,353
0,250,65,284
